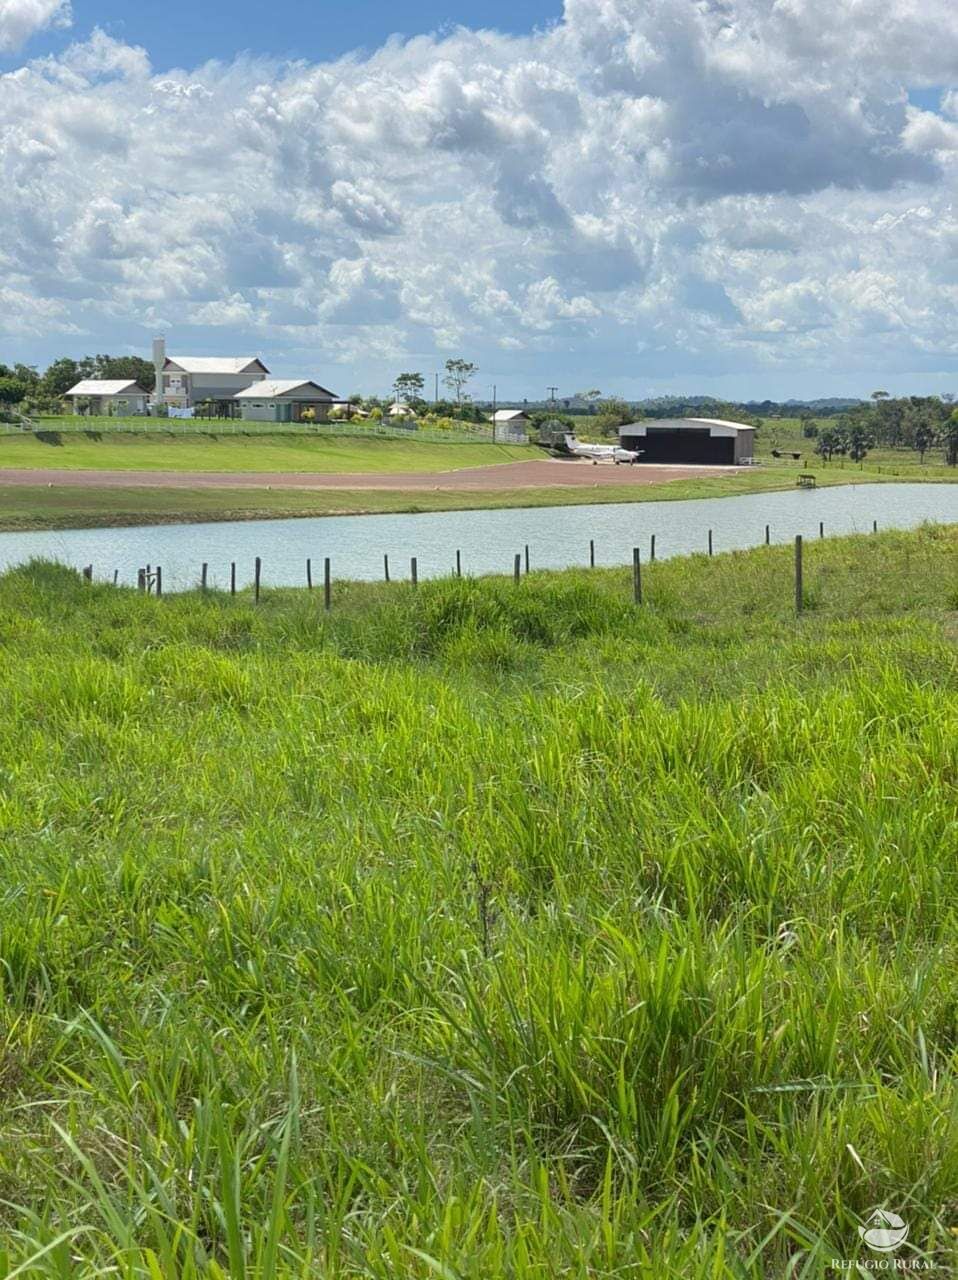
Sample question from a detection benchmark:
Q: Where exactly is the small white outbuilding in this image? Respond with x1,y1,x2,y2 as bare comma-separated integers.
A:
491,409,531,442
65,380,151,416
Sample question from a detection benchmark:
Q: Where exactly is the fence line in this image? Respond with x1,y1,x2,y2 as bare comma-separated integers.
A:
79,516,889,614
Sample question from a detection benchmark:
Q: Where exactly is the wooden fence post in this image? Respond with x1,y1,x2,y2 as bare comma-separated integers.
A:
873,519,878,533
155,565,162,598
254,556,261,603
137,568,145,592
230,562,236,596
819,521,824,540
708,529,713,556
411,557,418,588
384,554,390,583
456,549,462,578
633,547,642,605
324,557,331,612
589,539,595,568
650,534,656,562
514,554,521,584
524,544,530,574
82,565,93,582
306,558,312,590
794,535,803,614
201,562,208,591
765,524,770,545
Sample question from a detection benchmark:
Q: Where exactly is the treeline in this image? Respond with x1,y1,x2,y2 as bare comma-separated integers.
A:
803,394,958,465
351,394,487,424
0,355,156,415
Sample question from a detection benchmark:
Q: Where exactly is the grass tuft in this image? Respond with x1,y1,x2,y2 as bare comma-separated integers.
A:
0,530,956,1274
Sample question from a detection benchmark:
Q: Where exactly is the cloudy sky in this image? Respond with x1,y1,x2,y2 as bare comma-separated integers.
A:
2,0,958,400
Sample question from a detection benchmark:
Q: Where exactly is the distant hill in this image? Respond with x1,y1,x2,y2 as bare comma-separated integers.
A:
779,398,863,410
486,394,866,418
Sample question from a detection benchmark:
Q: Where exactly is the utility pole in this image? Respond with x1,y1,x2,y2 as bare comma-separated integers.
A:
492,384,496,443
547,386,558,415
434,371,439,405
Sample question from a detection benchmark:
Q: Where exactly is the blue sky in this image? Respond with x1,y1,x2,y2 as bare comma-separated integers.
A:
2,0,958,400
2,0,563,71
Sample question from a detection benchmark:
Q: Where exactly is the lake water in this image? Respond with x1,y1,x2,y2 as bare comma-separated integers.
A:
1,483,957,592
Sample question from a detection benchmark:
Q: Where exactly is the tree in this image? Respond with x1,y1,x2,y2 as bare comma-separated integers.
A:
845,422,874,463
943,411,958,467
595,397,633,423
393,372,424,404
442,358,478,406
0,377,30,406
914,420,936,463
92,354,156,392
814,426,847,462
40,358,82,397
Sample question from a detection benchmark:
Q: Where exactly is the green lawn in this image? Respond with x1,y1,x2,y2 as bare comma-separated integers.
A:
0,431,529,474
0,530,957,1275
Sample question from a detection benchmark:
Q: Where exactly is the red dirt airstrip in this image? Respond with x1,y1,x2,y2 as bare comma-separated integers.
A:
0,459,736,491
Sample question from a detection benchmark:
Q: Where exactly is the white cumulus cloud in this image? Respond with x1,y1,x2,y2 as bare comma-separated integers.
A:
2,1,958,396
0,0,70,53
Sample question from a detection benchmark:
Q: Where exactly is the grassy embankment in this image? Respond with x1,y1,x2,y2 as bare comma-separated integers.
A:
1,418,956,531
1,527,957,1275
0,431,531,474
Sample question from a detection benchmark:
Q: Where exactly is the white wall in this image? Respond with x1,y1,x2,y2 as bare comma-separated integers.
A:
160,369,268,405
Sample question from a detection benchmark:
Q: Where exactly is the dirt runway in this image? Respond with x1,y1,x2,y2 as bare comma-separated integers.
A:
0,459,737,492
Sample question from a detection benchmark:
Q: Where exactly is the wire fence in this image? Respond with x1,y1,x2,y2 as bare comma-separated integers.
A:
75,518,955,620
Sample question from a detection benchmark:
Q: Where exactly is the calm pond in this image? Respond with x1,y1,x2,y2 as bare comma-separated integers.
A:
1,483,957,592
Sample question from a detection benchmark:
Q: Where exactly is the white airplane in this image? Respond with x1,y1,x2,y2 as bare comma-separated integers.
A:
562,433,643,465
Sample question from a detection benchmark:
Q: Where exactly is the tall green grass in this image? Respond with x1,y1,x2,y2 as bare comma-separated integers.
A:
0,529,956,1275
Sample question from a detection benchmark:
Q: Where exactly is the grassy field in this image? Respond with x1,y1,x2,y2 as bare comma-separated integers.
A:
0,467,887,531
755,416,958,474
0,432,528,474
1,419,956,532
0,528,957,1276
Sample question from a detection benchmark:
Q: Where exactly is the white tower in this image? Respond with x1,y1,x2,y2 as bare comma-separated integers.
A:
152,335,166,408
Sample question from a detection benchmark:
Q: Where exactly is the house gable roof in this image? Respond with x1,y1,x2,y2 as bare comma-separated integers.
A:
163,357,270,376
66,380,147,396
492,409,529,421
233,380,337,400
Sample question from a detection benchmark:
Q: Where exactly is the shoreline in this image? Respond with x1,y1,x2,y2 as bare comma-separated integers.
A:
0,470,951,534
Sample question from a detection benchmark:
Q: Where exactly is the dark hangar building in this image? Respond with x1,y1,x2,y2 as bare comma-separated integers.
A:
619,417,755,465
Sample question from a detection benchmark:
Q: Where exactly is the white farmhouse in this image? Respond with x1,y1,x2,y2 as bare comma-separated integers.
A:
233,380,339,423
65,380,150,416
151,336,269,412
